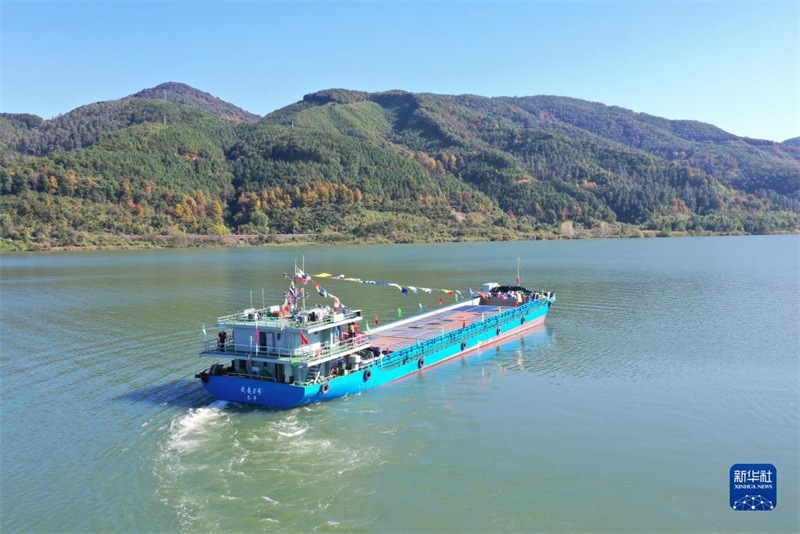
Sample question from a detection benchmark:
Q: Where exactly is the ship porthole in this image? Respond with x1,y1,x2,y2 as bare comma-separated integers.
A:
496,327,501,336
363,368,372,381
461,341,467,351
521,316,526,325
320,382,330,395
418,358,425,369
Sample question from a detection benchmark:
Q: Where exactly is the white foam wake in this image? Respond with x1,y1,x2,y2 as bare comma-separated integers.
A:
166,401,230,454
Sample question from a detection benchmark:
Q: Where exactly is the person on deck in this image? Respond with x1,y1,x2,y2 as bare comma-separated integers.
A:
218,330,228,352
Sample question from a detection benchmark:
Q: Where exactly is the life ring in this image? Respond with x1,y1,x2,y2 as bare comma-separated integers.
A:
496,327,501,336
320,382,330,395
315,348,322,358
418,358,425,369
363,368,372,381
460,341,467,351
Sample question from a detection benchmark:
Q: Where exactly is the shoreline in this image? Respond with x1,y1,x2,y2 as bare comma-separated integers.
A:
2,228,798,254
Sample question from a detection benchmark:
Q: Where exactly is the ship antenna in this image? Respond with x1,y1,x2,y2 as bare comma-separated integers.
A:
302,255,306,310
262,288,265,310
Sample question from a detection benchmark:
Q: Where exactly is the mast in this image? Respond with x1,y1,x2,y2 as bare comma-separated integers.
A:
517,257,520,285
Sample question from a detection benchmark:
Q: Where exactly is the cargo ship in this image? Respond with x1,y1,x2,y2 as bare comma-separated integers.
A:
196,270,555,409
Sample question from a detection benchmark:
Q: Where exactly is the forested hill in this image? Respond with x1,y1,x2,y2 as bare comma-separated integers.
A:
1,83,798,250
0,82,258,157
783,137,800,147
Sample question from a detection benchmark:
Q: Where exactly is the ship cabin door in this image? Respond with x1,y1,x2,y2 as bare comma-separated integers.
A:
259,331,268,352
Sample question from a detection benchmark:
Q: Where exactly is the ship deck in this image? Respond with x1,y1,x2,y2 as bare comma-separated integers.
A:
369,303,508,353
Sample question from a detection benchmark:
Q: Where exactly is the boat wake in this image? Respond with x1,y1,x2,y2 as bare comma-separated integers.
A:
164,400,231,454
153,403,381,530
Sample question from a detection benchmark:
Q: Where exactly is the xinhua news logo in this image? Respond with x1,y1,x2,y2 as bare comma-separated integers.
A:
730,464,777,511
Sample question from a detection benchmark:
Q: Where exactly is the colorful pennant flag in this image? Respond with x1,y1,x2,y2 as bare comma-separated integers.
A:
302,269,471,310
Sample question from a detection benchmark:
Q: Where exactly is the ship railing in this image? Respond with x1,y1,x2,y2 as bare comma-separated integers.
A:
216,308,361,329
201,334,370,363
376,298,550,371
293,360,377,387
296,310,362,330
216,306,286,324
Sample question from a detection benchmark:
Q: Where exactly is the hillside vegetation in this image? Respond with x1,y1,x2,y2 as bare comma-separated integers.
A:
1,83,798,250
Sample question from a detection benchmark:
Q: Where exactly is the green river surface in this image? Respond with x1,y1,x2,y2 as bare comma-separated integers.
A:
1,236,798,532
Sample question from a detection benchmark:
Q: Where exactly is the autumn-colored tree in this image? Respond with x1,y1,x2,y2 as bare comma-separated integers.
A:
61,170,78,196
121,181,134,209
210,199,224,223
193,190,207,217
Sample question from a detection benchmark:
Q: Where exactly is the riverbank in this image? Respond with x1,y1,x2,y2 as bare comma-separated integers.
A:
2,225,797,253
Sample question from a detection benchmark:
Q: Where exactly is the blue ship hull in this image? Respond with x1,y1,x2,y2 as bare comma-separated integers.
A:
200,299,552,409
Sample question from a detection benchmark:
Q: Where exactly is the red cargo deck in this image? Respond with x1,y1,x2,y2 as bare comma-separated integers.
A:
368,303,509,354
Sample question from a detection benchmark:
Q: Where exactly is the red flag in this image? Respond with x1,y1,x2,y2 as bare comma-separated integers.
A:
300,331,309,344
439,297,444,307
462,320,466,329
374,315,379,325
517,276,520,284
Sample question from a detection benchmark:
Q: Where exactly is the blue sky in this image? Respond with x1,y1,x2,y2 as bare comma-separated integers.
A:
2,1,798,141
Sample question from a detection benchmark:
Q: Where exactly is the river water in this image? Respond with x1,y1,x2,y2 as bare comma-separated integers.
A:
1,236,798,532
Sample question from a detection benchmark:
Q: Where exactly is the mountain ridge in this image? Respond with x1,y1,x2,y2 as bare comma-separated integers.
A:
1,82,797,251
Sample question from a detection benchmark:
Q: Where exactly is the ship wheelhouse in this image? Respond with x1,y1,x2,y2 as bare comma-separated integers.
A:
197,304,373,386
